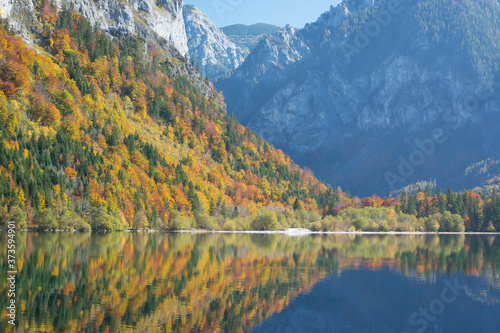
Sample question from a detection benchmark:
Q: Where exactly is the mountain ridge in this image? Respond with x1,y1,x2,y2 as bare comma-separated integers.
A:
1,0,189,55
216,0,500,196
183,4,247,79
221,23,280,36
1,1,500,233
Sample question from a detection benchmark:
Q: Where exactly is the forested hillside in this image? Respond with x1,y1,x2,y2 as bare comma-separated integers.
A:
0,7,340,230
1,4,499,233
465,158,500,193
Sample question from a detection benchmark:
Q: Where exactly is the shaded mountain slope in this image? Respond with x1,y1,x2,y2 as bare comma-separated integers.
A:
216,0,500,196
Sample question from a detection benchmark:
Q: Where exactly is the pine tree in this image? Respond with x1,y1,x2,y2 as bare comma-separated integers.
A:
456,193,466,217
406,194,417,215
220,200,229,218
424,199,430,218
206,198,214,217
492,190,500,231
399,192,407,214
424,185,432,197
447,188,457,214
293,198,301,211
484,190,500,232
437,189,446,214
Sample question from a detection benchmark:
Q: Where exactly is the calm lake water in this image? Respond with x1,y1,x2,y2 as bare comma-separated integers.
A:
1,233,500,332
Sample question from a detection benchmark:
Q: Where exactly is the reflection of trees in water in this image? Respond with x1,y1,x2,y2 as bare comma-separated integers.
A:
0,233,499,332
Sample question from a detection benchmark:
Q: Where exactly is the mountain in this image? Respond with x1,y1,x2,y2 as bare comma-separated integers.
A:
216,0,500,197
183,4,246,79
181,7,280,79
251,269,500,333
1,0,189,55
221,23,281,54
221,23,281,36
465,158,500,193
0,5,341,230
1,0,499,233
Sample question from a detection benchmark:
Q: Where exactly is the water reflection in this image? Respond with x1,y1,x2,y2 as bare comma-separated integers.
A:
0,233,499,332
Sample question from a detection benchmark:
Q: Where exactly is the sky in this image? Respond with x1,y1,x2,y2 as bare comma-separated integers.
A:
185,0,342,28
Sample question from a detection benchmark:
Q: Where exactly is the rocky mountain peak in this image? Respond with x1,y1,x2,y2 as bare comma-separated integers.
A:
1,0,189,56
313,3,351,30
182,4,247,79
157,0,182,17
217,0,500,196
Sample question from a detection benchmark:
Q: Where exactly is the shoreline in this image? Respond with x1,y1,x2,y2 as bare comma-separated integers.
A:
174,229,500,235
2,228,500,235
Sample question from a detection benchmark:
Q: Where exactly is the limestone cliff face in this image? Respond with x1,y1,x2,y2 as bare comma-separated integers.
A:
183,4,246,79
0,0,188,55
217,0,500,195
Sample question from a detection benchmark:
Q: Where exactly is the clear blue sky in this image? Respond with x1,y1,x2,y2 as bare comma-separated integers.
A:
185,1,342,28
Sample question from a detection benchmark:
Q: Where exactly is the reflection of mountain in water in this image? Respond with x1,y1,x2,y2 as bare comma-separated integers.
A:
251,270,500,333
0,233,499,332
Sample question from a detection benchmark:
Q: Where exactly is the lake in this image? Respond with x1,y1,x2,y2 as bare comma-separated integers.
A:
1,233,500,332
